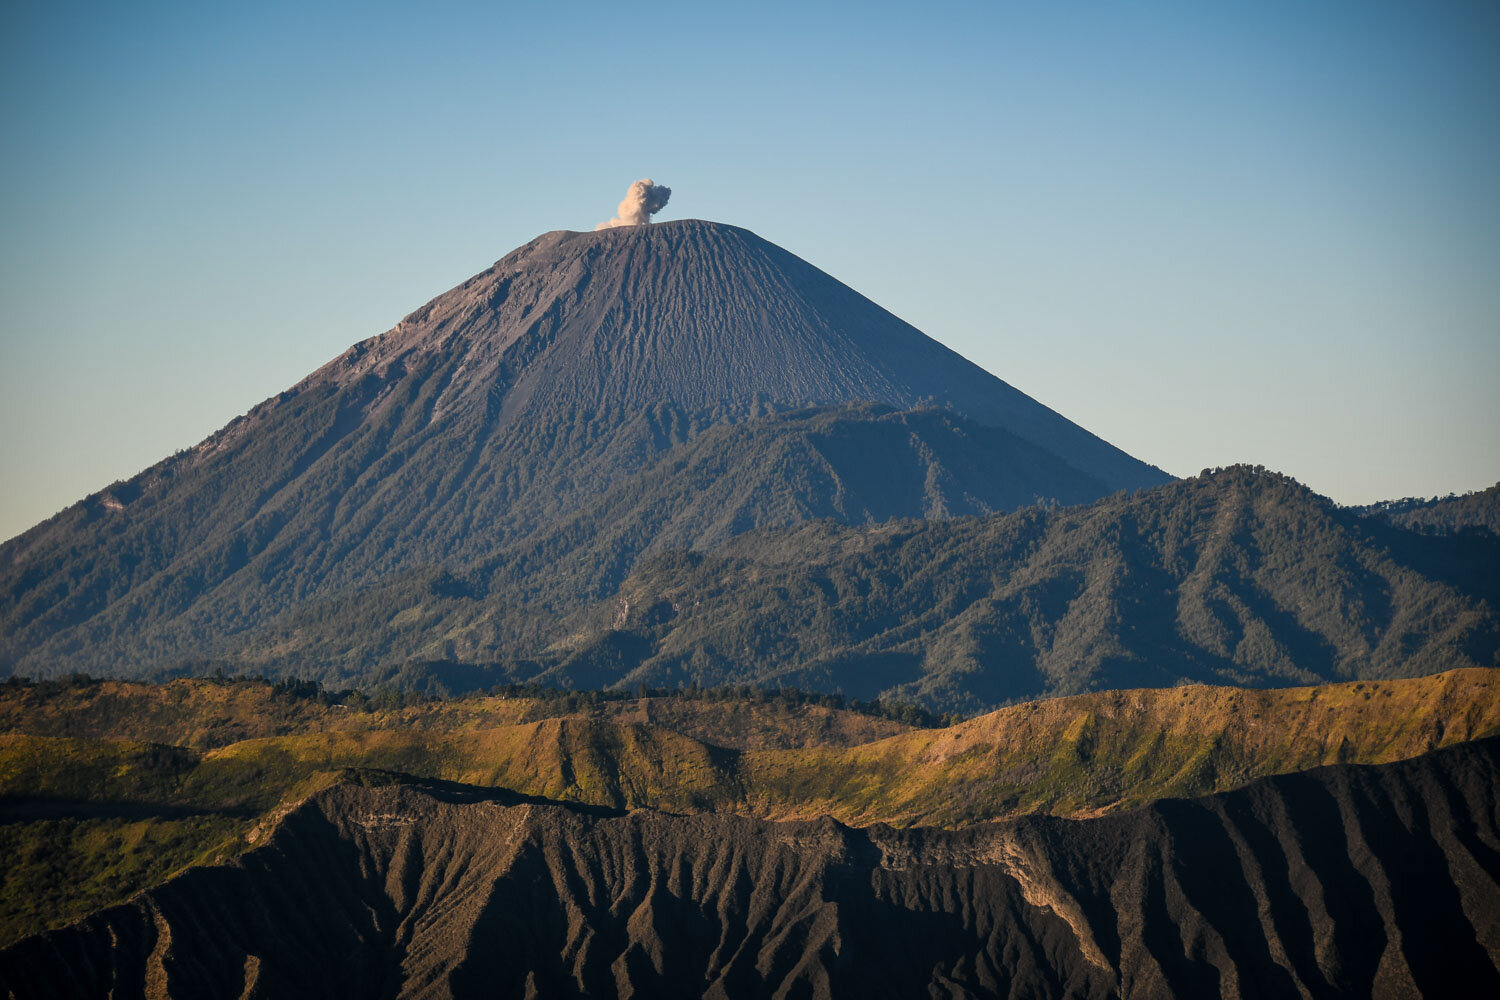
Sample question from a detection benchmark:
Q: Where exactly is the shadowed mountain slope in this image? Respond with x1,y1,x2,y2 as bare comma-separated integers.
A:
1357,482,1500,537
4,737,1498,998
0,220,1164,680
539,465,1500,710
121,464,1500,704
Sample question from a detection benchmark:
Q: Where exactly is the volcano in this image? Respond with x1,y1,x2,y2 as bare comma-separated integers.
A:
0,219,1166,680
297,220,1165,489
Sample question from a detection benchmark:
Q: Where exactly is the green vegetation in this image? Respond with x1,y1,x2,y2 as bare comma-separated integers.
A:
0,674,939,749
3,669,1496,946
741,668,1500,825
13,465,1491,717
1355,481,1500,537
545,466,1500,711
7,414,1497,716
0,814,245,948
0,403,1106,683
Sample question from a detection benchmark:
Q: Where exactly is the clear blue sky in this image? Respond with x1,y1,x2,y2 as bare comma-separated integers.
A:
3,0,1498,541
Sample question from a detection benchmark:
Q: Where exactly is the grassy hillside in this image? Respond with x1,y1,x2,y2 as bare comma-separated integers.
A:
741,667,1500,825
0,676,915,750
2,669,1496,946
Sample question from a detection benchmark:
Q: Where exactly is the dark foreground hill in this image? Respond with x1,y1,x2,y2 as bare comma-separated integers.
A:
5,670,1493,947
0,220,1166,680
4,737,1498,999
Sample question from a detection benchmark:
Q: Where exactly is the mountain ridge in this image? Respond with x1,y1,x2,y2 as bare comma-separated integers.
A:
1355,482,1500,537
289,219,1166,491
5,736,1497,998
560,464,1500,708
178,464,1499,707
0,220,1167,681
3,668,1494,947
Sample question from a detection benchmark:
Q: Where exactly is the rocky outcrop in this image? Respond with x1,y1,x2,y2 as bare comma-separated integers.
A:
5,739,1499,998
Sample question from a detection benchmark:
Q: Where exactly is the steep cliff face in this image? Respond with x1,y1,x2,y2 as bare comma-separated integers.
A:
6,739,1497,998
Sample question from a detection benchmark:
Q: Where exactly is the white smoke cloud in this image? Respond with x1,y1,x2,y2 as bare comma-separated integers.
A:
595,178,671,230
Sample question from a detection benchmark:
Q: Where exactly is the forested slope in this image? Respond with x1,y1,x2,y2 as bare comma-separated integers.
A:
1357,482,1500,536
1,220,1164,682
546,465,1500,709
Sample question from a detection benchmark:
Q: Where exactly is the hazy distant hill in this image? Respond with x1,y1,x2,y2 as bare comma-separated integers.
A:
0,221,1165,680
1356,482,1500,537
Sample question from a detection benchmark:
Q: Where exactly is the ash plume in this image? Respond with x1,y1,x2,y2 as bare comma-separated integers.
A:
595,178,671,230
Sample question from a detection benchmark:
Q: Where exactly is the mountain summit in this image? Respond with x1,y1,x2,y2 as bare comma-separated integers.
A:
299,219,1163,489
1,219,1165,679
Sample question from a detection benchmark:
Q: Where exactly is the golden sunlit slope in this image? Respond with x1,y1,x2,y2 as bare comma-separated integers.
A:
1,669,1496,945
0,678,911,750
742,667,1500,825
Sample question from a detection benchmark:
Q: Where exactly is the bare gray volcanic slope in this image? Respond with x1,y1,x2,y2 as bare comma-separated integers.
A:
297,220,1163,491
0,220,1165,680
5,739,1498,998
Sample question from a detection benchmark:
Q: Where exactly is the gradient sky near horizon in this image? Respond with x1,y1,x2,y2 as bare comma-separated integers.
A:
3,0,1498,542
